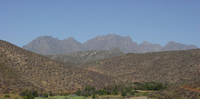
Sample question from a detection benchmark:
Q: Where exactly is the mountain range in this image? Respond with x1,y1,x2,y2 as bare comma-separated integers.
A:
22,34,198,55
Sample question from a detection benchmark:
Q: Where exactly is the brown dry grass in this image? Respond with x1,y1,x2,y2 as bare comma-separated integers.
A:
81,49,200,85
0,40,120,93
0,94,23,99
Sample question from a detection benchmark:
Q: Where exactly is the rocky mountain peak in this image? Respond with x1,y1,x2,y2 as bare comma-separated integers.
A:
141,41,151,45
22,34,199,55
188,45,199,49
66,37,76,41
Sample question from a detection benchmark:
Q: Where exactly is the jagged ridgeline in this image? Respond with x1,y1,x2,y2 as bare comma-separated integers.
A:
0,40,119,93
22,34,199,55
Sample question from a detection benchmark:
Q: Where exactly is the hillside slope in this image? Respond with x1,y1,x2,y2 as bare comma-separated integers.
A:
0,40,119,93
46,47,124,64
81,49,200,84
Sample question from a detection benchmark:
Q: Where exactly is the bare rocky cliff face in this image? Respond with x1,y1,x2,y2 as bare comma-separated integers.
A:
162,41,198,51
22,34,199,55
22,36,84,55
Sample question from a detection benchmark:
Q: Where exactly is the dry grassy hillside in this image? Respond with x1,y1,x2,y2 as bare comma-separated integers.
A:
81,49,200,84
46,47,124,64
148,77,200,98
0,40,120,93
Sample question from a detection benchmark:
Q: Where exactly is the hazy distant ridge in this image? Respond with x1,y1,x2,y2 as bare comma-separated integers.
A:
22,34,199,55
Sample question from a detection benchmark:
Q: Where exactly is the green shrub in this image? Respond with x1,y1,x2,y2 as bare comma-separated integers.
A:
33,90,38,97
29,94,34,99
125,86,133,93
121,91,126,96
23,96,28,99
62,93,69,96
49,91,53,97
92,94,95,99
84,93,88,97
112,91,118,95
131,91,135,95
44,93,48,98
85,85,91,91
4,94,10,98
76,89,81,96
11,91,15,94
134,82,166,91
91,86,95,92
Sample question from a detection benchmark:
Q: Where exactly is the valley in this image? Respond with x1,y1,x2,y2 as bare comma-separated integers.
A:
0,39,200,99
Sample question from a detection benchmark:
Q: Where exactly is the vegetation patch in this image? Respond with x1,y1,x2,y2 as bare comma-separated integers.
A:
133,82,167,91
0,94,22,99
75,83,162,98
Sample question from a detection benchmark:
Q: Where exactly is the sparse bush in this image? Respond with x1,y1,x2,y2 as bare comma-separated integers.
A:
23,96,28,99
11,91,15,94
84,93,88,97
125,86,133,93
29,94,34,99
62,93,69,96
112,91,118,95
85,85,91,91
32,90,38,97
49,91,53,97
131,91,135,95
76,89,81,96
39,93,44,97
91,86,95,92
92,94,95,99
121,91,126,96
134,82,142,86
44,93,48,98
4,94,10,98
134,82,167,91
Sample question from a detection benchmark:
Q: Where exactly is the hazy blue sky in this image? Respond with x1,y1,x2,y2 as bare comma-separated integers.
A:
0,0,199,47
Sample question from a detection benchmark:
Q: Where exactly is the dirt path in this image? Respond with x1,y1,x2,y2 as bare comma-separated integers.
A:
182,86,200,92
126,96,148,99
134,90,155,93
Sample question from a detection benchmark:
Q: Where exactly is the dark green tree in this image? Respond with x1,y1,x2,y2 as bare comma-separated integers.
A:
113,91,118,95
23,96,28,99
91,86,95,92
33,90,38,97
92,94,95,99
121,91,126,96
29,94,34,99
76,89,81,96
49,91,53,97
85,85,91,91
44,93,48,98
4,95,10,98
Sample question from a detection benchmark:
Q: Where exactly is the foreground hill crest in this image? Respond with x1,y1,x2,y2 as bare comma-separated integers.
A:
0,40,119,93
